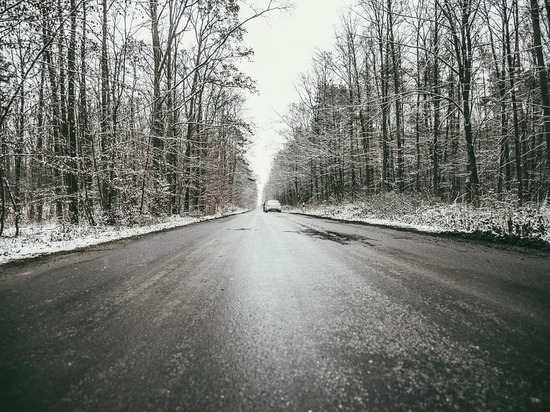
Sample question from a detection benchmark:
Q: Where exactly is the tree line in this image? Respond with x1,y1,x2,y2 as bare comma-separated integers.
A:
0,0,282,235
265,0,550,209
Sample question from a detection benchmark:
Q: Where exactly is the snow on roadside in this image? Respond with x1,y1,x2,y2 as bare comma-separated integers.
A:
288,196,550,246
0,210,246,266
3,197,549,266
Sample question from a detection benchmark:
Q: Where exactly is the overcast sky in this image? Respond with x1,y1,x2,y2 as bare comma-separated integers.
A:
240,0,353,193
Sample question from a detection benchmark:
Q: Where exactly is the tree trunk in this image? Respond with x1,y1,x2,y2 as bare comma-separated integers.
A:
380,38,391,192
100,0,113,217
443,0,480,204
0,167,5,236
79,0,94,225
488,4,512,195
150,0,164,176
530,0,550,193
41,3,63,219
387,0,404,191
67,0,79,223
505,0,523,204
432,4,441,195
166,41,178,215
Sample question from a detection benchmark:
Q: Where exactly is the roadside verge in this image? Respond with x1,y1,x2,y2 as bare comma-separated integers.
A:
0,210,249,266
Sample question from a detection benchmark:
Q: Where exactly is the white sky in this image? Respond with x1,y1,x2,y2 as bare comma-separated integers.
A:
240,0,353,192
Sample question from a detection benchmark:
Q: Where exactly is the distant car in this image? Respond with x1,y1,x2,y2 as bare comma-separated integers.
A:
263,199,281,213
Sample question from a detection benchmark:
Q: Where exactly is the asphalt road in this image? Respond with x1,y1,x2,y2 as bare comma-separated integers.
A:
1,210,549,411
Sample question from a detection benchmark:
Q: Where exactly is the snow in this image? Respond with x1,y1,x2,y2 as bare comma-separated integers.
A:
2,196,549,266
288,194,550,247
0,210,247,266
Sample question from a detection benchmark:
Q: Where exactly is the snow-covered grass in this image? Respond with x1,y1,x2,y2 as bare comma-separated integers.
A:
0,208,248,265
288,193,550,247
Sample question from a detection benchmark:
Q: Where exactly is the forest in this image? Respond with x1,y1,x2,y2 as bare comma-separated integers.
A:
3,0,550,242
265,0,550,213
0,0,282,236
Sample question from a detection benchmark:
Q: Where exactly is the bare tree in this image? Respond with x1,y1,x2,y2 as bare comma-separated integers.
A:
530,0,550,193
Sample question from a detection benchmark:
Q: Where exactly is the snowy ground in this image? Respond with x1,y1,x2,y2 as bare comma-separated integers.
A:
0,210,247,266
287,194,550,248
2,196,549,266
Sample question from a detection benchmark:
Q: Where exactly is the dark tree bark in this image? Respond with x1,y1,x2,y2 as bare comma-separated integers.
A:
100,0,113,217
505,0,523,204
150,0,164,175
387,0,404,191
41,2,63,219
487,4,511,195
432,3,442,195
530,0,550,191
66,0,79,223
79,0,95,226
441,0,480,204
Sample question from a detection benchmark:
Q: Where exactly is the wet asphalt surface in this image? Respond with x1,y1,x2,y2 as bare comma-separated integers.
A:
1,210,549,411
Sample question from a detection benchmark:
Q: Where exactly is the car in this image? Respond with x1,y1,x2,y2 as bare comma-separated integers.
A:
263,199,281,212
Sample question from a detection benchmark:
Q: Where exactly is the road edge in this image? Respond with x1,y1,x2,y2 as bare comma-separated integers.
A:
0,210,252,269
289,211,550,254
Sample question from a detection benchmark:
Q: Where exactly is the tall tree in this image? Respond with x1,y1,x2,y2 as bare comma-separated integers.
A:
440,0,480,204
530,0,550,191
387,0,404,191
66,0,79,223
